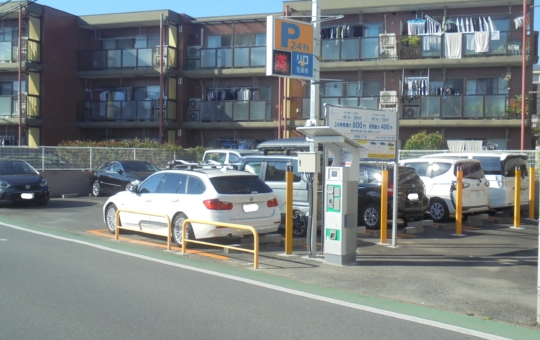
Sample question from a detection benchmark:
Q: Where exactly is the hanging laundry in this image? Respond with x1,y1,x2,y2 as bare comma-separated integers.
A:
445,33,462,59
474,31,489,53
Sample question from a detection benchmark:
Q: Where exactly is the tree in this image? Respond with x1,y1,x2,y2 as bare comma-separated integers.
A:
403,130,446,150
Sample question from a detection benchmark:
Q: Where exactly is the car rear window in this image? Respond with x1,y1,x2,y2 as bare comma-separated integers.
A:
503,156,528,177
457,161,485,179
210,176,273,194
398,166,421,185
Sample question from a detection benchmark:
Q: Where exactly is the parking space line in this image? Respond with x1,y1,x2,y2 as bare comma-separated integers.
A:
87,230,230,261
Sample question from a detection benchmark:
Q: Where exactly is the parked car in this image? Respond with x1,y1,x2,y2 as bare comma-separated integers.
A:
91,160,159,196
399,158,490,222
102,168,281,246
420,152,528,210
201,149,261,167
0,159,49,206
358,162,429,229
238,154,314,237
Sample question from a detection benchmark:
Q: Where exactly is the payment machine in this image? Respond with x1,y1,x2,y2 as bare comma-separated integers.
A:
296,126,362,266
324,167,358,265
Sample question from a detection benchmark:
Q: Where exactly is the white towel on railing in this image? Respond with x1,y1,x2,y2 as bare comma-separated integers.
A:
444,33,462,59
474,31,489,52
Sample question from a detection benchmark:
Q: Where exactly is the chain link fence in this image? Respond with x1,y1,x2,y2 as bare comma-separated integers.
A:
0,146,201,170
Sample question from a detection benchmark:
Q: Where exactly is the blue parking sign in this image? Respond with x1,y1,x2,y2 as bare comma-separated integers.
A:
291,52,313,78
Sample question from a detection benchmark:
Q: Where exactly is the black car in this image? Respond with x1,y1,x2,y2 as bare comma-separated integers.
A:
91,160,159,196
0,159,49,206
358,162,429,229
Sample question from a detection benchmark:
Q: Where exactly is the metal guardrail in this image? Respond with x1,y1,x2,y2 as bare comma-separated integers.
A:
181,218,260,269
114,209,172,251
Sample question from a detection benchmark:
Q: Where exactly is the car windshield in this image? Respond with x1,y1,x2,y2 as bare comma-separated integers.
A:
0,161,38,175
210,176,272,194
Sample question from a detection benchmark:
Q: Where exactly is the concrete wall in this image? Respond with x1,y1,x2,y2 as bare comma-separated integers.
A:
41,170,92,198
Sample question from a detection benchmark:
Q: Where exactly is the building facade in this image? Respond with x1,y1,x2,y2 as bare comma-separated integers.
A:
0,0,536,149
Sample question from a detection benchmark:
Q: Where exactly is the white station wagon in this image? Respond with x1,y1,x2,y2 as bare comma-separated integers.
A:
103,168,281,245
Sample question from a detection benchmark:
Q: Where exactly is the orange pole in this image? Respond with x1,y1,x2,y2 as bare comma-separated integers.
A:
455,168,463,235
380,167,388,244
529,165,535,219
514,167,521,228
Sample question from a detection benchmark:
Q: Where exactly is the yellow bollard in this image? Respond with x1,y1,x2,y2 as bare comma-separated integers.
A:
455,167,463,235
380,167,388,244
514,167,521,228
285,164,293,254
529,165,535,220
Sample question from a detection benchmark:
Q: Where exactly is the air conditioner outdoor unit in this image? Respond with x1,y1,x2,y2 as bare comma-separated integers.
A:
379,91,398,104
188,98,201,110
187,46,201,58
187,110,199,122
379,33,396,46
403,105,420,119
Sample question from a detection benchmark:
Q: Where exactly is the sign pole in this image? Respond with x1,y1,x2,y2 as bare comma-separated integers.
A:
308,0,320,257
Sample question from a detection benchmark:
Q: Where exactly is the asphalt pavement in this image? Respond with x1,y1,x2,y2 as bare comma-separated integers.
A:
0,197,539,335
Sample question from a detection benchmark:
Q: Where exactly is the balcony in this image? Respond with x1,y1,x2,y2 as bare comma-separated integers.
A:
289,94,519,121
77,45,177,74
0,93,39,120
184,45,266,71
0,38,41,69
76,99,176,124
185,100,276,124
321,31,536,65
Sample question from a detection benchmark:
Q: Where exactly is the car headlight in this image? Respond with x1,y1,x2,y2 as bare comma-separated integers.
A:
40,179,48,187
0,180,11,188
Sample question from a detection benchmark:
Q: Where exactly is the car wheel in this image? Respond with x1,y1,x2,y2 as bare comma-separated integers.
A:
92,180,101,197
360,203,380,229
105,203,118,234
292,210,308,237
172,213,195,247
429,198,449,222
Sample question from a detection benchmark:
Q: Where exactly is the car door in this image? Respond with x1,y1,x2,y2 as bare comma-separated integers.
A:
148,173,188,235
263,159,307,216
108,162,126,193
117,173,165,229
98,162,116,194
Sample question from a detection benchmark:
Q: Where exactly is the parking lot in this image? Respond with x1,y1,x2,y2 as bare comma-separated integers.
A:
0,196,538,330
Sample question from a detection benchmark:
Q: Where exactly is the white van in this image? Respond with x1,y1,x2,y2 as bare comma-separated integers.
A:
421,153,528,210
399,158,490,222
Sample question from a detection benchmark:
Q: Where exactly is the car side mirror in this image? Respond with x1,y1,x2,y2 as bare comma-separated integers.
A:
117,169,124,175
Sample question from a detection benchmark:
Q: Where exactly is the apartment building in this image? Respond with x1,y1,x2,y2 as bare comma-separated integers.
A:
0,0,536,149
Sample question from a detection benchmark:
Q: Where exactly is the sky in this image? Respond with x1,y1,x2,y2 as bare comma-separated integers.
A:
34,0,286,17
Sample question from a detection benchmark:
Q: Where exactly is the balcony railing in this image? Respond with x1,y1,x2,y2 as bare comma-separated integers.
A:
187,100,275,122
320,30,534,61
77,99,175,122
185,46,266,70
78,45,176,71
289,94,518,121
0,93,39,119
0,38,41,64
402,94,515,119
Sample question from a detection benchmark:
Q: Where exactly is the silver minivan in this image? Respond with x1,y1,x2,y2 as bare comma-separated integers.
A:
238,154,312,237
399,158,490,222
421,152,528,210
